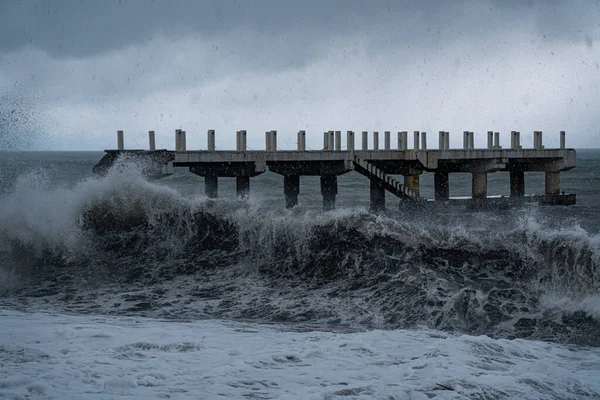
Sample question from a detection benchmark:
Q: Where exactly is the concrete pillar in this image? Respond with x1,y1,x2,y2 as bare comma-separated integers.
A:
175,129,183,151
434,170,449,201
510,170,525,197
182,131,187,151
320,175,337,211
327,131,334,151
362,131,368,150
413,131,420,150
534,131,543,149
421,132,427,150
545,172,560,196
205,175,218,198
149,131,155,150
271,130,278,151
560,131,565,149
469,131,474,149
334,130,342,151
487,131,493,150
373,131,379,150
494,132,500,149
472,172,487,200
208,130,216,151
370,179,386,212
404,174,420,196
463,131,469,149
398,131,407,150
347,131,355,151
117,130,124,150
511,131,518,150
384,131,391,150
323,132,329,150
439,131,445,150
298,130,306,151
236,131,241,151
241,130,247,151
236,176,250,199
284,175,300,208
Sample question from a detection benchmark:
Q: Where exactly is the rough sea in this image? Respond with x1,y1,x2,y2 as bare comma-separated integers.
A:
0,150,599,399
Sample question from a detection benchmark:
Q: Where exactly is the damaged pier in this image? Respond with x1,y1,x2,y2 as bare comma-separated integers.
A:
94,129,577,211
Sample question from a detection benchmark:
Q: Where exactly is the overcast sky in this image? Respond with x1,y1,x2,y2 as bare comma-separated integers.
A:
0,0,599,150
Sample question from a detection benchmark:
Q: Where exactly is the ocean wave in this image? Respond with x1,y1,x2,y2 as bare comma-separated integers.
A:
0,165,599,345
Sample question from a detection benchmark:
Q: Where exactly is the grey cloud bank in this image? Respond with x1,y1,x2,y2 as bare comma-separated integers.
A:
0,0,599,150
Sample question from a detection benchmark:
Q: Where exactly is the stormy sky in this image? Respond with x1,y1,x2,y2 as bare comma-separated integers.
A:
0,0,598,150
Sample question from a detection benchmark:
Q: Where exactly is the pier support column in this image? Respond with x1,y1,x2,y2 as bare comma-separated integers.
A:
510,170,525,197
236,176,250,199
205,175,218,198
370,179,386,212
284,175,300,208
404,174,420,197
545,172,560,196
320,175,337,211
472,172,487,201
434,171,449,201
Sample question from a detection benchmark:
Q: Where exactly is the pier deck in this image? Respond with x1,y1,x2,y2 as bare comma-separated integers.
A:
94,130,576,210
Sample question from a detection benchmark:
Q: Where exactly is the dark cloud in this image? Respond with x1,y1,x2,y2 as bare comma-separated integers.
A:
1,0,597,58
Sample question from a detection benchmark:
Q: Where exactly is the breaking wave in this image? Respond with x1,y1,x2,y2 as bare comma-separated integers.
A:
0,164,599,346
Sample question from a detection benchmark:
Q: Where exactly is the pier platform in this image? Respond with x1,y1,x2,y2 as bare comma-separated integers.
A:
93,129,576,211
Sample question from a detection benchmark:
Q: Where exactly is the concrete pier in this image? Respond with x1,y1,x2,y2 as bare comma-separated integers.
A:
236,176,250,199
545,172,560,195
472,172,487,200
205,175,218,198
284,175,300,208
96,129,577,211
434,171,449,201
510,170,525,197
320,175,337,211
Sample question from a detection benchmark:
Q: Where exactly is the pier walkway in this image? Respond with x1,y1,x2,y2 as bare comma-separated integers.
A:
93,130,576,211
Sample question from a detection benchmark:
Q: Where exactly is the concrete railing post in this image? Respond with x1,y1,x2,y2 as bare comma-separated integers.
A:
373,131,379,150
494,132,500,149
560,131,565,149
327,131,334,151
347,131,354,151
384,131,391,150
534,131,544,149
469,131,474,149
298,130,306,151
236,131,241,151
362,131,368,150
463,131,469,149
445,131,450,149
271,130,278,151
398,131,407,150
414,131,420,150
511,131,520,150
208,129,215,151
241,130,247,151
323,132,329,150
335,130,342,151
117,130,124,150
487,131,493,150
421,132,427,150
181,130,187,151
175,129,182,151
439,131,445,150
148,131,156,150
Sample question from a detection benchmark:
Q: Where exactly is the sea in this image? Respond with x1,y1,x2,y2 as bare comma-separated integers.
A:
0,150,599,399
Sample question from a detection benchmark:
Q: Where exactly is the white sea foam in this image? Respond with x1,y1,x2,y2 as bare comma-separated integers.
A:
1,309,599,400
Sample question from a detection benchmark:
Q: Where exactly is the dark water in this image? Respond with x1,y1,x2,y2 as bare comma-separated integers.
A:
0,150,599,346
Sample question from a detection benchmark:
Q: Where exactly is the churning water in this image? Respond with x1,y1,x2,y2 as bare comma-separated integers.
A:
0,150,599,399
